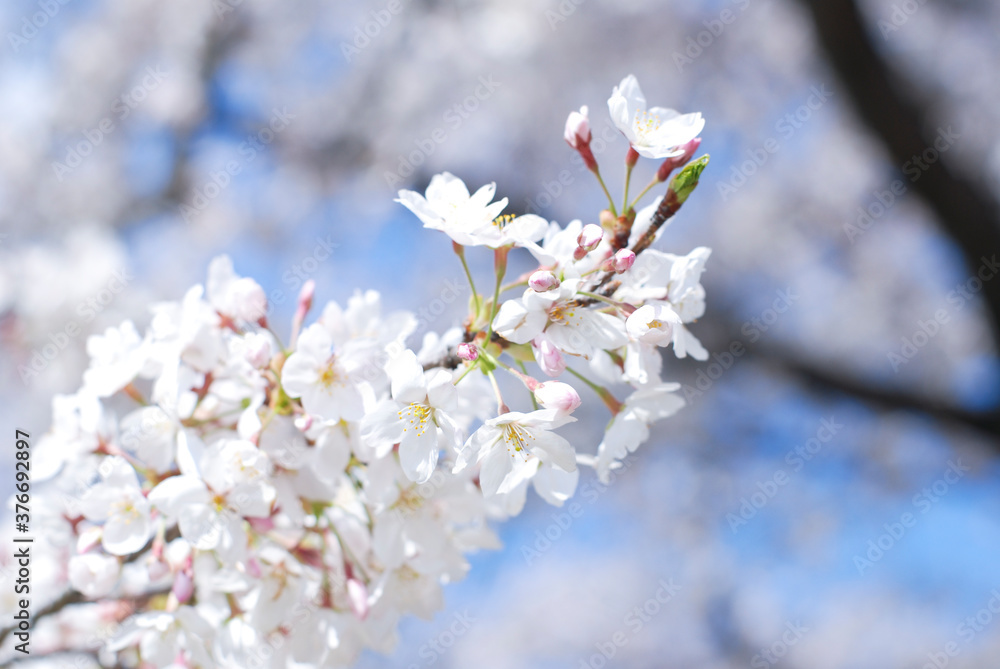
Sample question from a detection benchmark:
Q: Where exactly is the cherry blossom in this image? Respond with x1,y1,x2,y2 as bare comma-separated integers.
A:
608,74,705,159
11,73,714,668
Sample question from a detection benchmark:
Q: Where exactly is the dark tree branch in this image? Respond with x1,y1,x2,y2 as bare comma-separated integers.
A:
796,0,1000,341
756,347,1000,439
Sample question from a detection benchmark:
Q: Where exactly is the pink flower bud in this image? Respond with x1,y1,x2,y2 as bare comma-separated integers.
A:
294,414,313,432
612,249,636,274
291,279,316,347
534,381,581,413
532,335,565,378
528,270,560,292
172,570,194,604
657,137,701,182
146,556,169,582
564,106,591,149
347,578,369,620
564,106,598,172
574,224,604,260
297,279,316,314
243,332,272,368
457,342,479,362
246,557,263,579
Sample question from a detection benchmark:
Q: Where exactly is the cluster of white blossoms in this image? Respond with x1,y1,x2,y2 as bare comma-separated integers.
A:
4,75,710,667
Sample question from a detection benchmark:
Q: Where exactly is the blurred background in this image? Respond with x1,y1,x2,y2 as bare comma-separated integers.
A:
2,0,1000,666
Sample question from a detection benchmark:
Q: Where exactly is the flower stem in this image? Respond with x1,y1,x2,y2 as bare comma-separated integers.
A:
566,366,623,415
484,247,509,342
591,168,618,218
123,383,148,406
453,359,479,385
517,360,540,410
623,162,635,214
577,290,626,310
454,242,481,316
629,176,660,211
486,369,509,414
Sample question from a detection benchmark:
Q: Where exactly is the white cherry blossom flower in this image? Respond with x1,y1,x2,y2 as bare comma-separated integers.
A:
148,440,274,553
82,320,149,398
457,408,577,496
608,74,705,159
492,278,627,358
361,350,460,483
396,172,508,247
79,456,152,556
206,255,268,323
282,323,366,422
593,384,686,482
68,552,120,598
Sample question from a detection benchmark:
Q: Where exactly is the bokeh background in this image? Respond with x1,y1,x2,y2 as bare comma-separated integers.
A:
2,0,1000,666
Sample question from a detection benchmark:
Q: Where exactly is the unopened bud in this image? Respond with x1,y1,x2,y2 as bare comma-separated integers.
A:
172,570,194,604
534,381,581,414
243,332,272,369
599,209,617,231
290,279,316,348
564,106,591,149
532,335,566,378
457,343,479,362
574,224,604,259
146,556,169,581
347,578,370,620
657,137,701,183
294,414,313,432
564,106,598,171
245,558,263,579
611,249,635,274
528,270,560,292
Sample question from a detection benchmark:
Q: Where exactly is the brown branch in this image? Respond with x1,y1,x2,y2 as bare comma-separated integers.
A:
795,0,1000,340
752,345,1000,440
